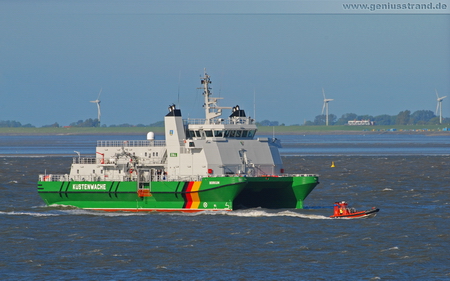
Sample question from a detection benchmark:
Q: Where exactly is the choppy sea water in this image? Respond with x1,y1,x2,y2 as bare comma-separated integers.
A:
1,134,450,280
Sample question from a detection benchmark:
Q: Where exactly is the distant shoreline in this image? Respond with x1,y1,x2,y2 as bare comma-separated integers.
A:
1,126,449,136
271,130,450,136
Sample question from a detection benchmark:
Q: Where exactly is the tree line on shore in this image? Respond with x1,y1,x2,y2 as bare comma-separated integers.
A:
261,110,448,126
0,119,165,128
304,110,448,126
0,109,447,128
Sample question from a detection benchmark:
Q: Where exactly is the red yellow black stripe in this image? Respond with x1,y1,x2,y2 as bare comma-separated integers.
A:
182,181,202,209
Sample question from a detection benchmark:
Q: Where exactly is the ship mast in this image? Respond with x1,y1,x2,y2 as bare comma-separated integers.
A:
201,69,231,123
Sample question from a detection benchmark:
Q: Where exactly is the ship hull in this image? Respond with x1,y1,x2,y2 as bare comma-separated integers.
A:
38,177,246,212
38,175,319,212
234,175,319,209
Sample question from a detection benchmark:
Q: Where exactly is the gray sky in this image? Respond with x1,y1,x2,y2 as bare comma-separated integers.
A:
1,1,449,126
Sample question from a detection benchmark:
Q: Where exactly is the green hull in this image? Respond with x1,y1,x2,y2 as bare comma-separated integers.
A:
235,175,319,209
38,176,319,212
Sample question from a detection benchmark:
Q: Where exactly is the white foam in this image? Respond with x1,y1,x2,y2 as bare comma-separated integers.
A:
56,208,147,217
182,209,331,220
0,211,59,217
381,246,399,252
7,206,330,219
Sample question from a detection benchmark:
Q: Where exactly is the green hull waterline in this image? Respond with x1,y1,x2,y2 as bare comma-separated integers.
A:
37,176,319,212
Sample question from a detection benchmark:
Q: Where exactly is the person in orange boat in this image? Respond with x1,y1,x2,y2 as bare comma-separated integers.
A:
333,202,342,216
337,201,349,215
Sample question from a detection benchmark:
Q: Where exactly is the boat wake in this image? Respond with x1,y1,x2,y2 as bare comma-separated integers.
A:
184,209,331,220
1,208,331,219
3,205,330,219
1,205,149,217
0,211,60,217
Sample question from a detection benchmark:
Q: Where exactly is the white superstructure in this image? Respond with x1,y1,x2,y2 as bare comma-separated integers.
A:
64,70,283,184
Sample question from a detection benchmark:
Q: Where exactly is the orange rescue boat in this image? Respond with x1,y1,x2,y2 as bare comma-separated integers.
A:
330,201,379,219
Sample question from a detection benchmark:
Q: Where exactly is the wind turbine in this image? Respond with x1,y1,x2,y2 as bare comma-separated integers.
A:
322,88,334,126
90,88,102,127
435,89,446,124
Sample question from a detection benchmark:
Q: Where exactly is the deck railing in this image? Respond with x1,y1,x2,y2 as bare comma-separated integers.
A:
38,174,204,182
72,157,166,165
38,173,318,182
185,117,254,125
97,140,166,147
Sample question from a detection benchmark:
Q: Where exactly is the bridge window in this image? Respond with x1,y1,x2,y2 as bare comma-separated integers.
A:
205,130,213,137
224,130,230,137
214,130,223,137
229,130,236,137
236,130,242,137
242,130,248,137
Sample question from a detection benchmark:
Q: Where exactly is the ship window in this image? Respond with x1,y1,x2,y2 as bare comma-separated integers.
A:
224,130,230,137
77,170,79,174
248,130,255,137
145,152,147,157
195,131,201,137
236,130,242,137
156,152,159,156
229,130,236,137
205,130,213,137
101,170,103,174
214,130,223,137
242,130,248,137
93,170,95,173
119,170,121,174
189,130,195,138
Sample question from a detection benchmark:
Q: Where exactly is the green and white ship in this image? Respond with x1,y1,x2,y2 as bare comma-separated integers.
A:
38,71,319,212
